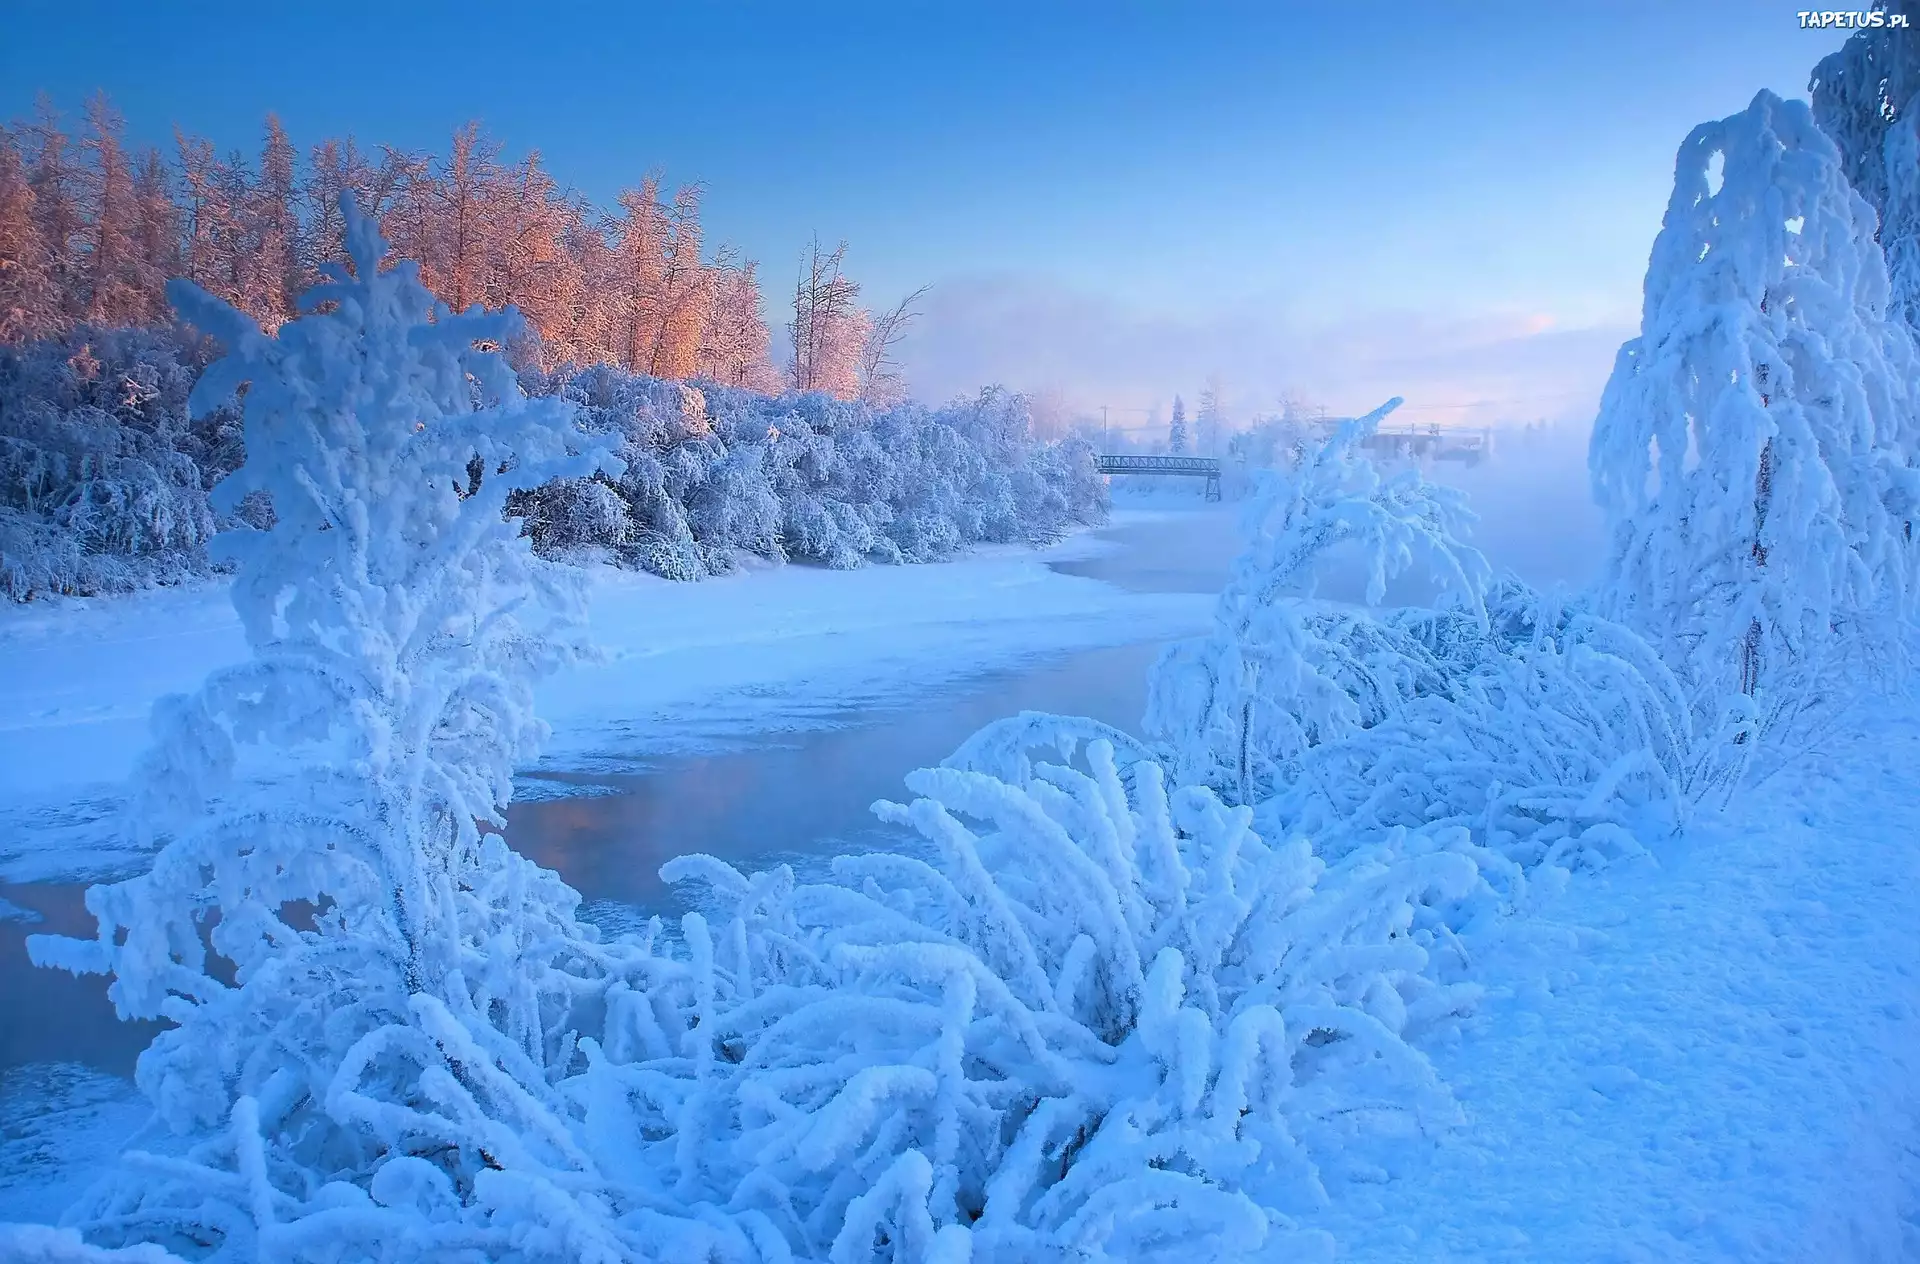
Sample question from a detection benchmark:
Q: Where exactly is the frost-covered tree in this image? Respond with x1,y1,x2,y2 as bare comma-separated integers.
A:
858,284,928,406
1145,398,1491,806
0,125,56,344
173,130,244,312
790,237,869,400
1169,395,1189,454
1590,89,1920,744
697,254,780,391
1880,80,1920,337
25,97,87,331
239,114,300,329
77,94,144,328
1808,1,1920,234
1197,377,1225,457
25,201,630,1258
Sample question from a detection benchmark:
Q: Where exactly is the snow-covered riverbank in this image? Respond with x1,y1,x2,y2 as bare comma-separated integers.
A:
0,509,1217,884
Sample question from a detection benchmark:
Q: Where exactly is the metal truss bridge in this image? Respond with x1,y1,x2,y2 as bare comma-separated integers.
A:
1094,453,1222,501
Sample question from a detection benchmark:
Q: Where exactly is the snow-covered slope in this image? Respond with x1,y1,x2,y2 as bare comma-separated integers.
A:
1301,699,1920,1262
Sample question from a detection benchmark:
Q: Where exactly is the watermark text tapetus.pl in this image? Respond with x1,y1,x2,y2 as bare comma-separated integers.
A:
1799,9,1910,27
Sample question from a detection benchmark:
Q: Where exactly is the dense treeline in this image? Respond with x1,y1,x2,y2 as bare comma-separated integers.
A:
0,95,895,396
0,324,1105,601
0,94,1079,604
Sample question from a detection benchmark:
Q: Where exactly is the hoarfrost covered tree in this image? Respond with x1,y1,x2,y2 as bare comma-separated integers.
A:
301,135,381,288
0,124,57,343
1197,377,1226,457
25,200,631,1259
858,283,929,406
1808,0,1920,234
1145,398,1491,807
1169,394,1190,454
483,151,579,366
1878,72,1920,337
129,148,181,327
26,97,87,331
697,253,780,391
790,236,868,400
1810,4,1920,336
1590,90,1920,747
240,114,301,329
77,94,144,328
174,129,244,311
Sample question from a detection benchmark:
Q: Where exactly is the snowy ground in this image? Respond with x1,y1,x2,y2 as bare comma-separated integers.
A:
1302,701,1920,1262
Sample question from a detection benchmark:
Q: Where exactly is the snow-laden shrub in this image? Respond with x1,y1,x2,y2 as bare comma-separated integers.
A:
1144,399,1492,807
0,327,240,599
513,370,1106,579
1590,89,1920,748
18,722,1479,1263
1145,401,1694,891
637,719,1478,1263
25,203,631,1260
1265,591,1693,893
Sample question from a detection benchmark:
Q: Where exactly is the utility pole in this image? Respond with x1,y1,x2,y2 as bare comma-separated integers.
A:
1102,405,1110,451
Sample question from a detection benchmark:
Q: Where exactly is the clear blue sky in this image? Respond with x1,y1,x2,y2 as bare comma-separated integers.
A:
0,1,1852,424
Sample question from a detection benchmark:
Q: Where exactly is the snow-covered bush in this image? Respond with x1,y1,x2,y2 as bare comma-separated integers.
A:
1144,399,1492,807
25,202,632,1260
512,369,1106,578
1146,401,1692,895
1590,89,1920,747
1265,591,1693,892
0,327,240,599
642,718,1478,1262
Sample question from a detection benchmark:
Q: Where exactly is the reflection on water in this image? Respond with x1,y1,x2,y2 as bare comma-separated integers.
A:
0,884,161,1076
508,507,1248,910
507,639,1168,910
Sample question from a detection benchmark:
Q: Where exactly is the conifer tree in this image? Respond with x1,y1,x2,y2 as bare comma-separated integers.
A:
25,98,85,329
0,126,54,342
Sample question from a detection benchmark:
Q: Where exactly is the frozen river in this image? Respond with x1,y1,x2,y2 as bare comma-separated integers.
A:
0,505,1242,1079
505,508,1240,910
